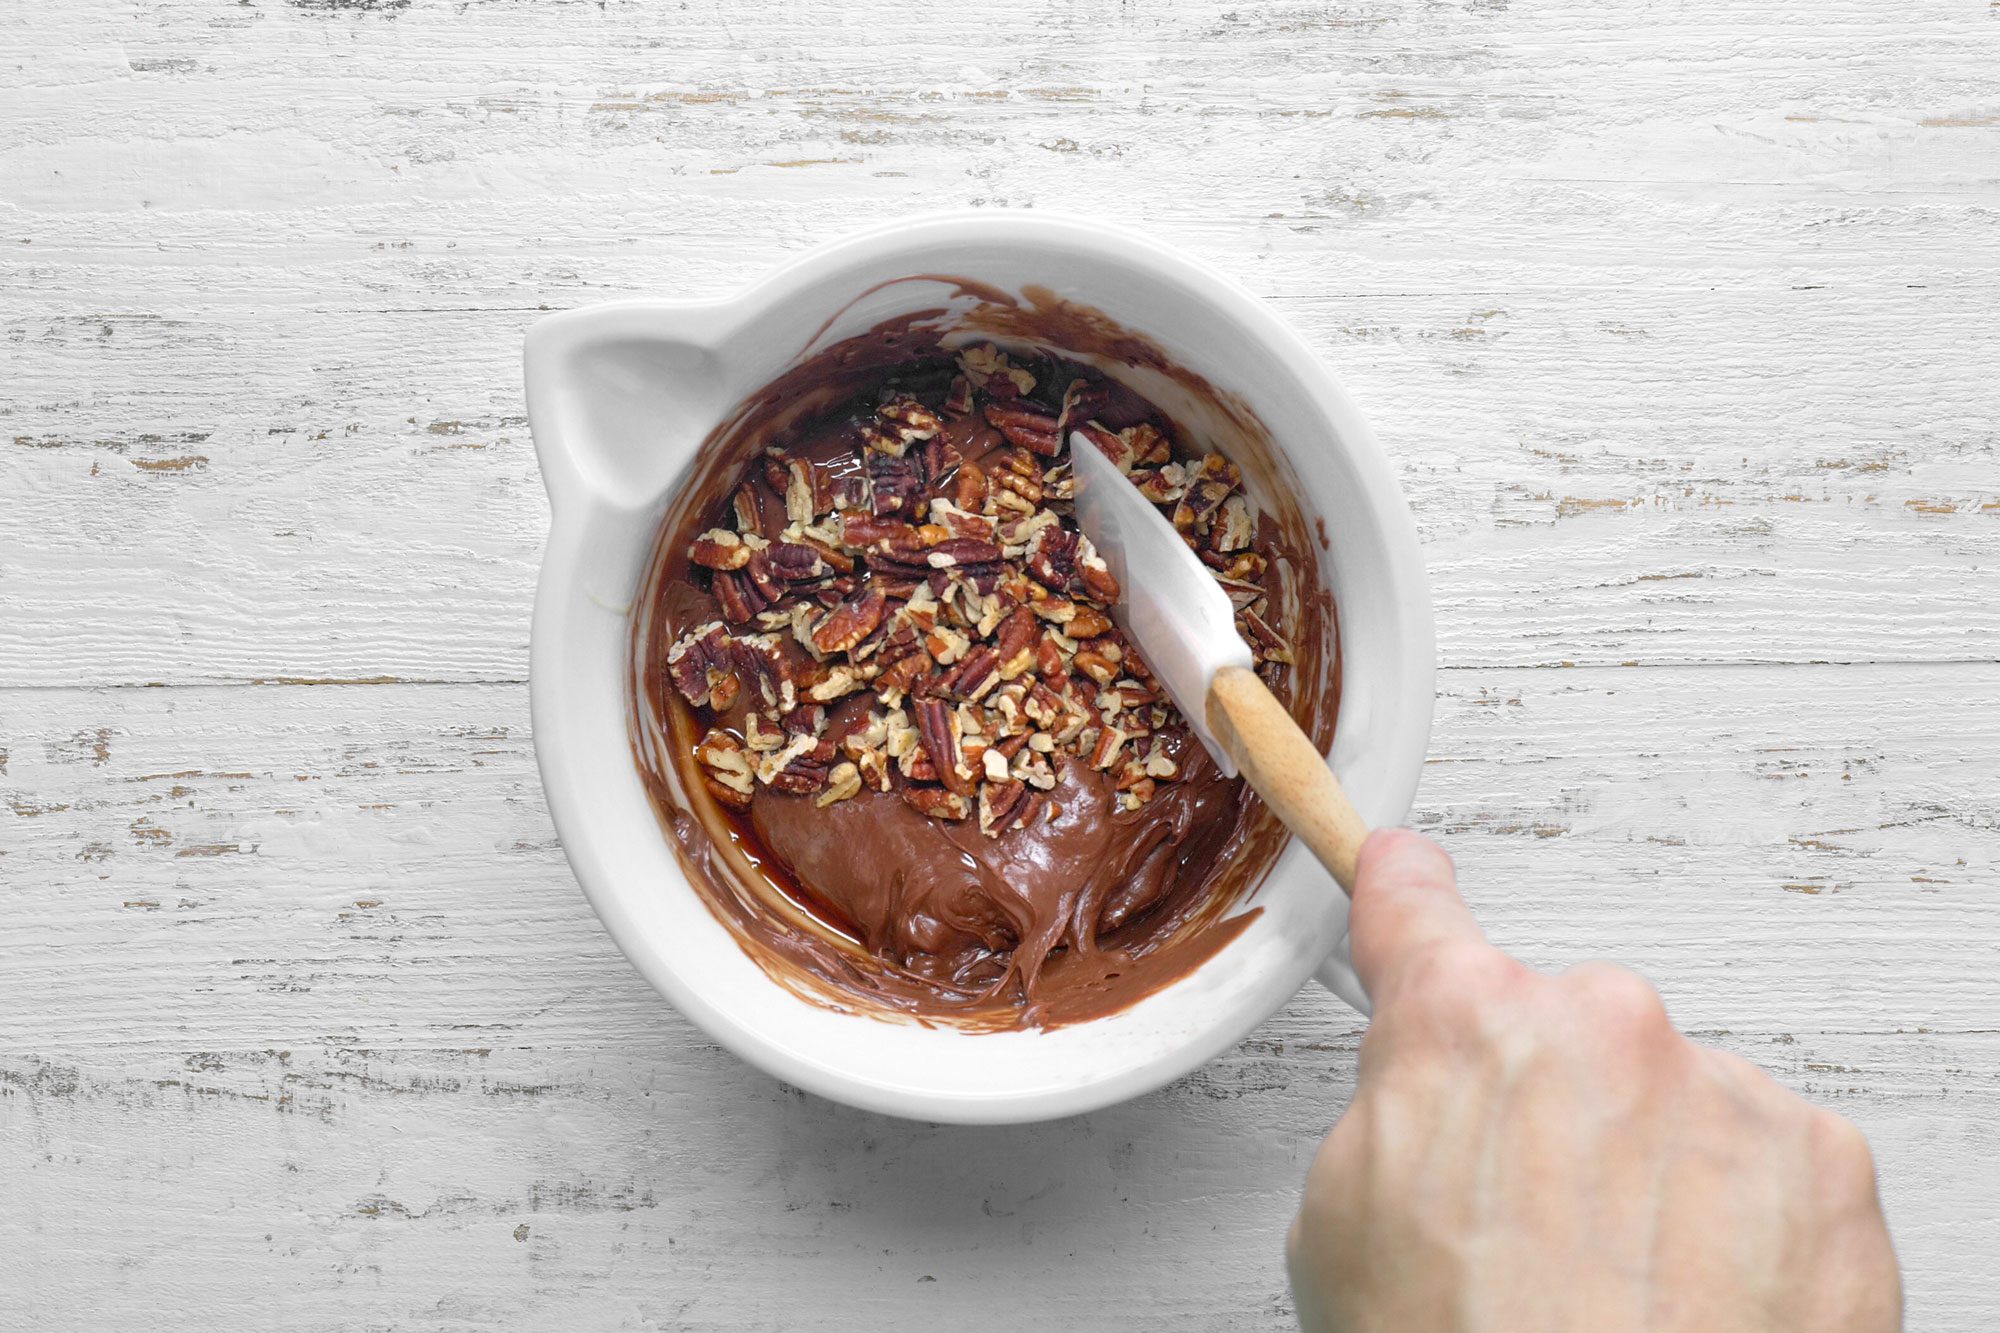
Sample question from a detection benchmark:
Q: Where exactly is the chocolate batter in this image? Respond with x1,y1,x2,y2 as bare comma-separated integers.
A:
631,286,1337,1030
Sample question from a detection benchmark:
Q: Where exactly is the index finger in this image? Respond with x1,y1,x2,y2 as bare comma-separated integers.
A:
1347,828,1489,1000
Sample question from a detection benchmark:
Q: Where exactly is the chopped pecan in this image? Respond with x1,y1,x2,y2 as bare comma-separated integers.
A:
815,762,862,807
744,548,787,605
929,498,997,541
766,541,829,582
812,588,887,655
901,785,971,822
875,648,932,699
694,729,756,807
993,448,1045,506
1130,464,1188,505
977,779,1033,837
731,485,763,533
666,622,729,707
1066,606,1113,640
713,570,762,625
984,400,1061,456
1073,648,1120,684
840,511,916,549
783,458,820,525
1239,607,1294,664
958,343,1036,397
912,697,973,795
866,451,925,515
1035,633,1069,683
861,394,943,457
919,437,963,489
953,460,988,511
943,373,974,416
1077,553,1119,604
1026,525,1079,595
1088,724,1131,771
937,645,1000,702
1209,495,1253,552
690,528,752,571
924,537,1004,569
994,605,1039,680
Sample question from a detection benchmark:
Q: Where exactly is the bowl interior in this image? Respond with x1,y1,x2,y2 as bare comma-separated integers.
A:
528,217,1431,1122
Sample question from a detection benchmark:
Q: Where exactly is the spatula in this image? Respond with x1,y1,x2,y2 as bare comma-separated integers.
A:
1071,432,1370,893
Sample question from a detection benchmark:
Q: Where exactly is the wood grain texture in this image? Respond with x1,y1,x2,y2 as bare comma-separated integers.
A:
3,0,1996,1328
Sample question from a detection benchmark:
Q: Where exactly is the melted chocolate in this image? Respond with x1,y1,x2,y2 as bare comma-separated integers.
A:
630,285,1337,1031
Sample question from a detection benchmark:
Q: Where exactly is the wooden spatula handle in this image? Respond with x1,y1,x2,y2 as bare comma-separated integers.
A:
1205,664,1369,895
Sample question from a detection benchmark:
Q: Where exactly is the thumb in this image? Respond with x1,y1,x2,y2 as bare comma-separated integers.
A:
1347,828,1486,1001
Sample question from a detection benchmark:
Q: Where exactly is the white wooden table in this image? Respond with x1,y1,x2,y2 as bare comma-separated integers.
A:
4,3,1996,1328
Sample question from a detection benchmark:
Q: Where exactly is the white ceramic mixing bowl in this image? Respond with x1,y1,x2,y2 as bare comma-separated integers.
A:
524,212,1433,1124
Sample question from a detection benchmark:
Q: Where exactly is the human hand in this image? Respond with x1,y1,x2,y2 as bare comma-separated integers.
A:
1287,829,1901,1332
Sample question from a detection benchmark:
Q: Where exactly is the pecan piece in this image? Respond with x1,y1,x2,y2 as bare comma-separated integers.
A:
924,537,1004,569
811,588,887,655
902,785,971,822
936,645,1000,702
694,730,756,807
919,437,963,489
977,779,1033,837
912,697,973,795
665,621,729,707
713,570,764,625
994,605,1039,680
874,648,933,699
815,761,862,808
867,450,925,515
943,373,974,416
731,484,763,533
861,393,943,457
1130,463,1188,505
1065,606,1113,640
840,511,917,549
953,460,989,511
690,528,752,571
1026,525,1079,595
1209,495,1254,553
984,400,1061,457
783,458,821,525
766,541,830,582
1238,608,1293,665
958,343,1036,397
992,449,1045,506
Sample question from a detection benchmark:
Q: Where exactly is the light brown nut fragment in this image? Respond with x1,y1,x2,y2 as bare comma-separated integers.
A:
994,606,1039,680
1210,495,1254,552
912,697,973,795
694,729,757,807
1088,725,1130,771
902,786,971,821
690,528,752,570
1065,606,1113,640
1238,608,1294,665
815,762,862,808
731,485,763,533
784,459,820,525
1073,649,1120,684
811,588,887,655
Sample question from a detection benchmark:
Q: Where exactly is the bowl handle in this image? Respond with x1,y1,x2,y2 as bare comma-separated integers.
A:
523,303,736,518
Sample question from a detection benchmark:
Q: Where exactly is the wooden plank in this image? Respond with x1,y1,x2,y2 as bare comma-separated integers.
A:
5,280,1995,682
4,3,1996,685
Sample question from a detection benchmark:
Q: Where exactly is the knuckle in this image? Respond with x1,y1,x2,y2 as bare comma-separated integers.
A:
1393,939,1523,1016
1563,961,1672,1038
1810,1108,1879,1184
